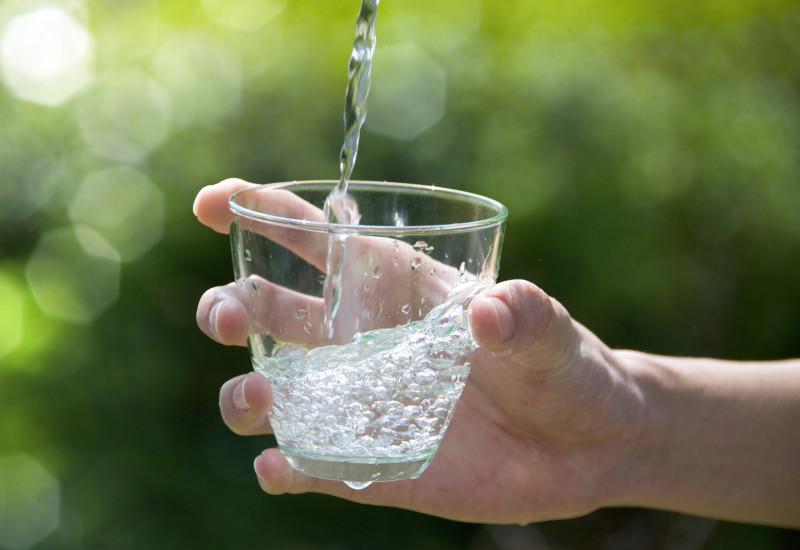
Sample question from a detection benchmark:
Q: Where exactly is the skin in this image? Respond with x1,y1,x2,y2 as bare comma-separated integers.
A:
195,179,800,528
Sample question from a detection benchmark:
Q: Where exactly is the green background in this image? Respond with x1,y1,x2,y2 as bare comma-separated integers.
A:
1,0,798,548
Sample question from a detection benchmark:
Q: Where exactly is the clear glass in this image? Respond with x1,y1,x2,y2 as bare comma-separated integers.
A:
229,181,507,486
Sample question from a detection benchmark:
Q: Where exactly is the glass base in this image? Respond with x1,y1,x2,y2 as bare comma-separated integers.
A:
281,447,436,484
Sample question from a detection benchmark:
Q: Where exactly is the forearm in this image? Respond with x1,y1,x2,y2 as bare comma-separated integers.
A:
611,351,800,528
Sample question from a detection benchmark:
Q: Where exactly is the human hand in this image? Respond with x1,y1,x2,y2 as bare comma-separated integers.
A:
195,179,645,524
200,179,463,346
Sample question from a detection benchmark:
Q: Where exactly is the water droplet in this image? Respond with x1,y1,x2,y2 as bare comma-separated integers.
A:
372,265,382,279
251,280,261,296
345,481,373,490
295,308,308,321
304,321,312,334
245,248,253,261
458,261,470,282
401,304,411,314
410,258,422,270
412,240,428,250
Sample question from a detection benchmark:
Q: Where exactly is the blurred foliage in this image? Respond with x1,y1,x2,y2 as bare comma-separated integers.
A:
1,0,799,548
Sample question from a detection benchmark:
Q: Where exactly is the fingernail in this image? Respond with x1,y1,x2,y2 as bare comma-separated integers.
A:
254,457,266,487
209,300,222,340
233,376,249,413
489,296,515,343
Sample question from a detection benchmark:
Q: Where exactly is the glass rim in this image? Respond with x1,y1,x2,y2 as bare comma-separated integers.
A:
229,180,508,234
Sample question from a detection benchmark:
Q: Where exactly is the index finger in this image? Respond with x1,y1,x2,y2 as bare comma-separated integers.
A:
194,178,330,271
193,178,257,234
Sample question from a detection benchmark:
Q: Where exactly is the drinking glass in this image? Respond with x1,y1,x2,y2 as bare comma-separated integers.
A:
229,181,507,486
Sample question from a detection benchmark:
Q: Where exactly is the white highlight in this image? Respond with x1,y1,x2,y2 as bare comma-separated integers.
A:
1,7,93,106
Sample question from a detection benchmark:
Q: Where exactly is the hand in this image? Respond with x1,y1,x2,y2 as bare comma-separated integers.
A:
195,178,644,524
203,179,463,346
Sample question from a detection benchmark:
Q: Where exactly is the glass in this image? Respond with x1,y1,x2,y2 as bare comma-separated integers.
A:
229,181,507,487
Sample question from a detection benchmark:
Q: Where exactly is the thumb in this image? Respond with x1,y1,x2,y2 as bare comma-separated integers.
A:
469,280,580,369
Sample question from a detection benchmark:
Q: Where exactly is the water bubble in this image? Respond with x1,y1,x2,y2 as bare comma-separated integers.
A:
410,258,422,270
415,369,437,385
245,248,253,261
372,265,382,279
401,304,411,314
304,322,312,334
416,416,438,430
295,308,308,321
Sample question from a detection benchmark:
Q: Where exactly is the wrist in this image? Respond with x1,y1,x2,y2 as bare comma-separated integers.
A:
601,350,674,509
592,349,659,511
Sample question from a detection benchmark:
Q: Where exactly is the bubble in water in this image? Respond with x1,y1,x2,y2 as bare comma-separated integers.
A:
410,258,422,270
257,299,477,483
415,369,437,385
345,480,373,490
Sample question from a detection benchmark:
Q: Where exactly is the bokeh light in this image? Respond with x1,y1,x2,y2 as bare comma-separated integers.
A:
68,166,165,261
76,69,171,163
366,42,446,140
0,454,60,550
0,6,92,106
202,0,285,32
151,34,242,128
0,126,63,223
0,273,25,361
25,225,120,324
